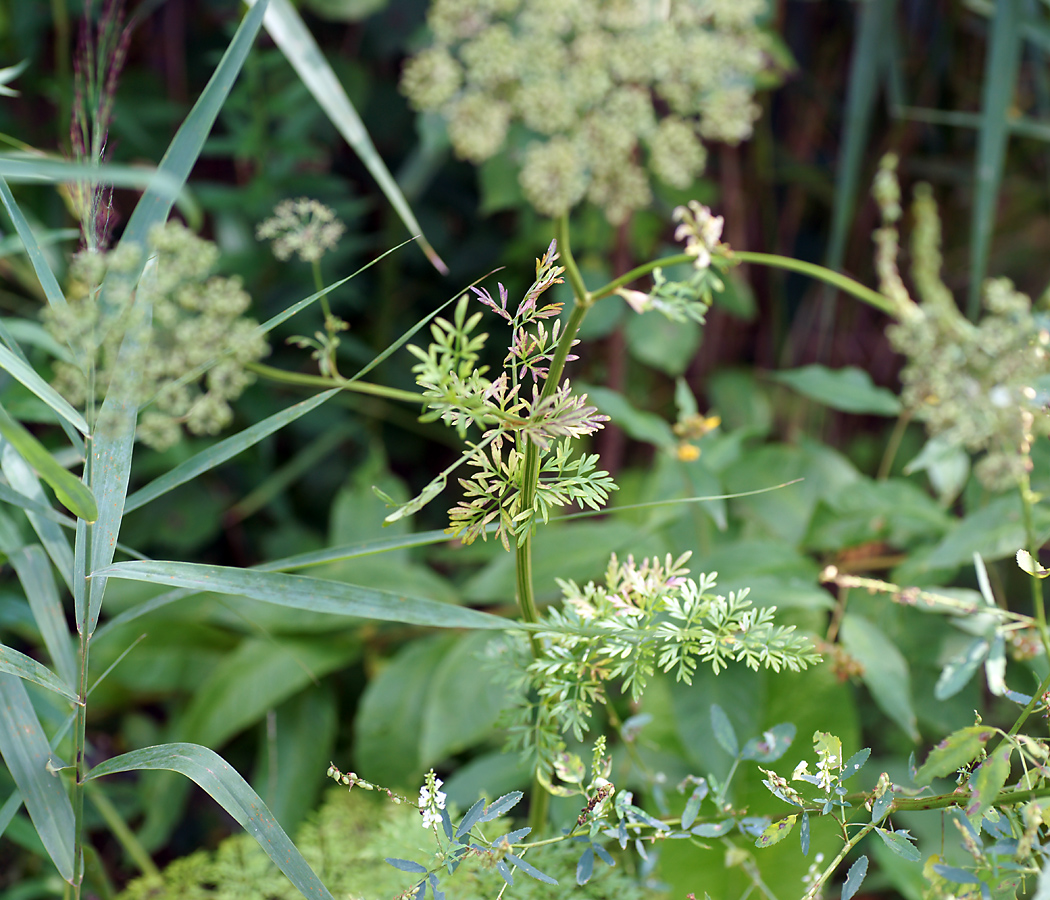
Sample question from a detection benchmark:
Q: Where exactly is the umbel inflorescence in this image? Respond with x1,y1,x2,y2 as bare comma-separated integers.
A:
45,221,269,450
872,156,1050,491
400,0,783,222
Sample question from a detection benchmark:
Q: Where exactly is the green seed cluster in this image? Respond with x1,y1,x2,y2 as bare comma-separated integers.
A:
45,222,269,451
401,0,780,222
873,159,1050,492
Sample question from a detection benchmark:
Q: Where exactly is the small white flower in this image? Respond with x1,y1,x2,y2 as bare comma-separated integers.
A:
418,770,447,830
672,201,726,270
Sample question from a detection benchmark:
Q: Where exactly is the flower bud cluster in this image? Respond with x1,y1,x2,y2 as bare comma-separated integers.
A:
45,221,269,451
401,0,781,221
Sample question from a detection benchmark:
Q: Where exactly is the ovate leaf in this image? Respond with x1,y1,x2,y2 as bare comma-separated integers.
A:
770,365,901,416
966,746,1011,821
755,815,796,848
842,855,869,900
914,726,995,786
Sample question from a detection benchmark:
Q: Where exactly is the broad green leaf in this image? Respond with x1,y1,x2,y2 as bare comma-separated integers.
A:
840,613,918,740
576,845,594,885
842,747,871,780
256,687,337,832
355,636,455,785
125,390,339,513
625,310,700,376
0,404,95,522
904,434,970,506
95,560,510,630
755,815,796,848
876,828,920,862
914,726,995,786
0,643,77,702
84,743,333,900
0,673,74,881
140,636,357,845
583,385,675,449
386,858,427,874
252,0,446,273
966,746,1011,821
935,637,989,701
770,365,901,416
741,723,796,762
0,344,88,435
2,442,75,592
0,176,66,310
9,545,76,687
968,0,1022,318
420,633,509,767
710,704,739,757
842,855,868,900
182,636,360,749
925,494,1050,570
871,791,893,825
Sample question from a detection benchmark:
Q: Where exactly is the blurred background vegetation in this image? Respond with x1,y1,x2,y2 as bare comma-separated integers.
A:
2,0,1050,897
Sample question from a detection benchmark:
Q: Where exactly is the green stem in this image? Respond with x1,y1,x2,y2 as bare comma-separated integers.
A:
246,361,424,405
805,822,876,900
876,410,912,481
72,629,90,896
519,215,593,835
1019,473,1050,659
588,250,897,318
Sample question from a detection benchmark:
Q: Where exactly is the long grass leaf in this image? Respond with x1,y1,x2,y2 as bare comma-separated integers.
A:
0,644,77,702
252,0,447,274
0,155,181,200
0,673,75,881
825,0,894,275
85,0,270,637
124,390,339,513
0,404,96,522
8,545,76,687
1,443,76,591
85,743,333,900
0,176,66,311
95,559,510,630
0,342,89,435
260,529,459,572
969,0,1023,318
117,0,269,250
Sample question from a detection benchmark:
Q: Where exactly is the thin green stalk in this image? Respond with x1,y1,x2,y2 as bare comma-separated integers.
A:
518,215,593,834
1019,473,1050,658
588,249,896,316
247,361,424,404
876,410,912,481
72,628,90,897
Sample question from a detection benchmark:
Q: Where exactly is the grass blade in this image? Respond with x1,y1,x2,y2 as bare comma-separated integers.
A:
0,176,66,311
95,559,511,630
261,529,460,572
85,0,270,636
969,0,1023,318
0,342,90,435
8,545,76,688
85,743,333,900
825,0,893,275
0,404,96,522
0,673,75,881
253,0,447,274
0,155,181,199
1,442,76,591
116,0,269,251
125,390,339,513
0,644,77,702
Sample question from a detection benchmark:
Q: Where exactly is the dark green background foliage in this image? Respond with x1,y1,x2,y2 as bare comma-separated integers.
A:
2,1,1050,899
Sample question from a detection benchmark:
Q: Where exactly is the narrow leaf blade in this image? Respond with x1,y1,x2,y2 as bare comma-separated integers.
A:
85,743,333,900
0,673,74,881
